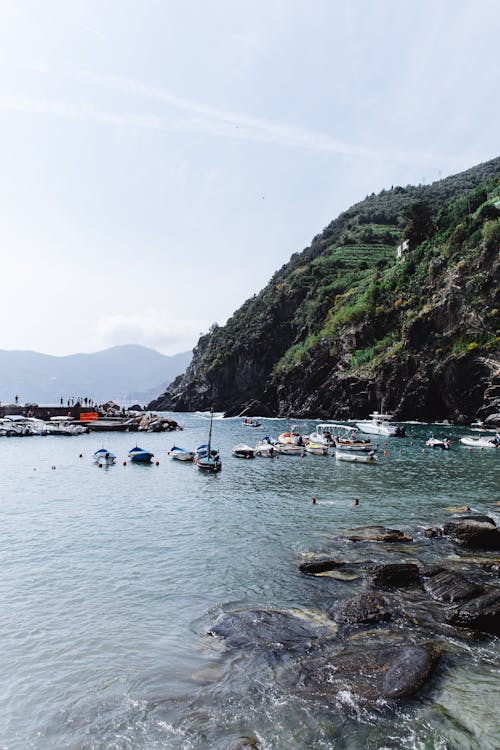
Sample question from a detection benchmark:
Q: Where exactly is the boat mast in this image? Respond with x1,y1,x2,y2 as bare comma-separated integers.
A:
207,406,213,455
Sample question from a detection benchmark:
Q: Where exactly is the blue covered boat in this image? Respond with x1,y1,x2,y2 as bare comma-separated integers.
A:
128,446,154,463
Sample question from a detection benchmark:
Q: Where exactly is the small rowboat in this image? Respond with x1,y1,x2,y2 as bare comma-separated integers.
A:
305,441,328,455
275,443,305,456
169,446,195,461
335,450,377,464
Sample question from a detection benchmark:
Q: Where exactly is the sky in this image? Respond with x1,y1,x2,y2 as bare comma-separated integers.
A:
0,0,498,356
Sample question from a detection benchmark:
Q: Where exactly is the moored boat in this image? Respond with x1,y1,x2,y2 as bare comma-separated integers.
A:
274,442,305,456
93,448,116,465
255,440,276,457
169,446,195,461
242,418,261,427
335,449,377,464
305,441,328,455
426,436,451,450
232,443,255,458
128,446,154,463
196,409,222,472
459,434,500,449
355,412,405,437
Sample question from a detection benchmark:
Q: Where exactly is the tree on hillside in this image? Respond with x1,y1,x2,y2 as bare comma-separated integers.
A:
403,201,433,247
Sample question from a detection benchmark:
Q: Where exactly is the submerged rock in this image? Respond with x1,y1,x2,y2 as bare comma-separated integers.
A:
423,570,484,603
208,609,337,651
344,526,412,543
371,563,421,590
443,516,500,550
299,558,368,576
293,642,441,703
333,593,393,625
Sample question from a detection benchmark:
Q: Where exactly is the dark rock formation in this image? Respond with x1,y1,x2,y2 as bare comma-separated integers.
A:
299,558,368,576
423,570,484,603
444,590,500,634
344,526,412,543
371,563,421,589
294,642,441,703
148,158,500,421
207,609,337,651
333,592,393,625
443,516,500,550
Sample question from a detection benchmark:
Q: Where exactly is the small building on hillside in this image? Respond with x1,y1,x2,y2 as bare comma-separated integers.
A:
396,239,410,259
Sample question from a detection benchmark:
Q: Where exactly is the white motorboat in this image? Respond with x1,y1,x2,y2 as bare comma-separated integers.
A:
334,433,377,452
93,448,116,465
305,441,328,455
242,418,261,427
169,446,196,461
460,434,500,449
255,440,276,457
232,443,255,458
335,449,377,464
48,417,87,435
426,436,451,450
355,412,405,437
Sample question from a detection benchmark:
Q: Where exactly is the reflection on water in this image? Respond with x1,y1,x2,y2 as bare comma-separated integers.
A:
0,415,498,748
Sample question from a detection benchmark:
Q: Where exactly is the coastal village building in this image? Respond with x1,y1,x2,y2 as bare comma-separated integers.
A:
396,239,410,259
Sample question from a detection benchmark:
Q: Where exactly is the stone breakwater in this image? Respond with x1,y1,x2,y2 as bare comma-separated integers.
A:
207,512,500,740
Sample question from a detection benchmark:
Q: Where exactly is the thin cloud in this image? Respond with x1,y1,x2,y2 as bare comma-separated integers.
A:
80,71,373,157
0,96,162,129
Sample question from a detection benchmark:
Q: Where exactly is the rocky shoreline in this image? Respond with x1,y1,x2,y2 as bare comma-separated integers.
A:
207,511,500,731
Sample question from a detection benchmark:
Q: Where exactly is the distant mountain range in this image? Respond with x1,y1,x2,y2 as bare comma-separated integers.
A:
0,345,192,405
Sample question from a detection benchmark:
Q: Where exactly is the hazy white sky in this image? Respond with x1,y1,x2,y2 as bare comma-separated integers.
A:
0,0,498,355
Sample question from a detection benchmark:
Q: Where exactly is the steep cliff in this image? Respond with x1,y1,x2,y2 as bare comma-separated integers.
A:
149,157,500,422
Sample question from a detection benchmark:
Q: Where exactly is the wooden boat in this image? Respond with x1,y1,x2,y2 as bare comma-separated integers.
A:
128,446,154,463
232,443,255,458
334,436,377,452
93,448,116,465
168,446,195,461
196,409,222,472
274,442,305,456
335,449,377,464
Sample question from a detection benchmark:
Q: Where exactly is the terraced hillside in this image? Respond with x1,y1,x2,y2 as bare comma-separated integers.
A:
150,156,500,422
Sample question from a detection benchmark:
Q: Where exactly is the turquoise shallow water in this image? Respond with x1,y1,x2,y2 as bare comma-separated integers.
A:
0,414,499,749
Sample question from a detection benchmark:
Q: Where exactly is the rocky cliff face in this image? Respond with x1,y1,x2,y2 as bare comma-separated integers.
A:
149,158,500,422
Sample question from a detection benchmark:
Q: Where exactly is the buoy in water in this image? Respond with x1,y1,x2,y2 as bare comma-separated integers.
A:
79,453,83,458
51,466,56,470
98,463,102,468
383,450,388,456
155,461,160,466
123,461,127,466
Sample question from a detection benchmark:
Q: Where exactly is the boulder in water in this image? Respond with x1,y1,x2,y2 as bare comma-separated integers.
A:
292,642,441,703
424,570,484,603
344,526,412,543
443,516,500,550
371,563,421,589
444,589,500,635
332,592,393,625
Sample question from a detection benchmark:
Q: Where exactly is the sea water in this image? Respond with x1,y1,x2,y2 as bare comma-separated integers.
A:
0,414,498,749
